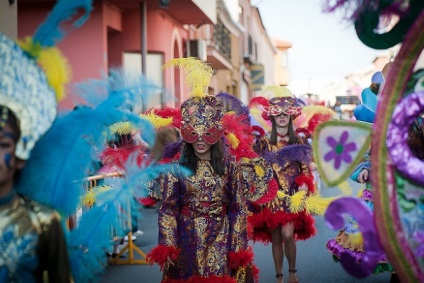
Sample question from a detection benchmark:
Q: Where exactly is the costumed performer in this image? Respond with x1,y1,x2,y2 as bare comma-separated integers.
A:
248,87,317,283
146,58,277,283
0,0,92,278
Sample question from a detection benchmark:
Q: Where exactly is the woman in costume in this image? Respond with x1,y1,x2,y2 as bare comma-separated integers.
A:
0,29,74,283
146,58,276,283
248,89,316,283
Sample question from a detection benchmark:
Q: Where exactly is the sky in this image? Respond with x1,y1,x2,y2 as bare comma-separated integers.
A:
255,0,384,82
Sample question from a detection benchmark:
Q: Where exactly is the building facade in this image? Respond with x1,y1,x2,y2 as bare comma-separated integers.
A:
16,0,287,110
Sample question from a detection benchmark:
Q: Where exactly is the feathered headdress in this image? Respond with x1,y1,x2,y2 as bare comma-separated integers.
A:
249,86,306,121
0,0,92,159
164,58,224,144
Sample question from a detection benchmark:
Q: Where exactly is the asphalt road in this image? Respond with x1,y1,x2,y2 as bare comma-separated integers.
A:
100,179,391,283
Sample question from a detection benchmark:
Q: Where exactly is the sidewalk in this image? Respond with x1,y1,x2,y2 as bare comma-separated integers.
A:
100,206,162,282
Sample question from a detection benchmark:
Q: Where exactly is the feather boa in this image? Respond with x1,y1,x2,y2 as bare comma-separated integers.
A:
228,248,254,269
146,245,181,270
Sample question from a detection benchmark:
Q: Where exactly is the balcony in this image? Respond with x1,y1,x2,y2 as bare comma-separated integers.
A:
243,34,257,65
206,20,232,70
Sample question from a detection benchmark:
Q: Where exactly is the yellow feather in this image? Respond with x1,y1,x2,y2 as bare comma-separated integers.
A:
140,112,173,129
18,37,71,101
261,86,293,98
305,194,338,216
109,121,136,135
277,191,287,199
82,185,111,207
357,189,364,198
226,132,240,149
163,58,213,97
287,191,306,213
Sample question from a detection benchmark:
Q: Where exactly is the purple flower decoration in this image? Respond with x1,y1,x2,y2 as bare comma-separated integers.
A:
324,131,357,169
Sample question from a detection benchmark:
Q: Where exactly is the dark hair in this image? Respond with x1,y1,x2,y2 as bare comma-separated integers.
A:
180,140,225,176
270,115,296,145
0,106,21,140
370,83,380,95
151,127,179,161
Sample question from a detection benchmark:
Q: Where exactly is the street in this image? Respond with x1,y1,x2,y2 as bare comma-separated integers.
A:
100,179,391,283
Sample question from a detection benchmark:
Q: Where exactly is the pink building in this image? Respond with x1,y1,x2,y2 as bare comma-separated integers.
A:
18,0,216,110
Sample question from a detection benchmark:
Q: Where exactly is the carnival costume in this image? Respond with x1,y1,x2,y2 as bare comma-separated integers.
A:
315,1,424,279
0,0,92,281
247,93,317,243
146,58,277,283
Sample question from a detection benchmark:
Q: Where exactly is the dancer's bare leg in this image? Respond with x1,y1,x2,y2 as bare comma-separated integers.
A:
271,226,284,283
282,222,298,283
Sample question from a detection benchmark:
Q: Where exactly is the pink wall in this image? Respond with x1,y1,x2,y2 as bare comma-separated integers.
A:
18,1,191,109
19,5,108,109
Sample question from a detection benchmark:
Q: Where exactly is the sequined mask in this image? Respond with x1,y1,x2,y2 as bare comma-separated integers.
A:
180,96,224,144
264,96,305,119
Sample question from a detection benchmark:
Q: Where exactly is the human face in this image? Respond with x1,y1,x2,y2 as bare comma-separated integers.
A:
274,113,290,128
192,137,212,160
0,123,25,194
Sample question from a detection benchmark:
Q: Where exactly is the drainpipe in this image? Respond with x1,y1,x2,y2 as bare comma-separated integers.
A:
140,1,147,75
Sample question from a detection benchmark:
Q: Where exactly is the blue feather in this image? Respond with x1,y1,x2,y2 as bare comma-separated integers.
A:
69,196,125,283
16,107,99,216
33,0,92,47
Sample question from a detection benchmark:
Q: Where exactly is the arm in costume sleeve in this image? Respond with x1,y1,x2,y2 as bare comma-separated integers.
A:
253,136,268,155
146,171,181,268
237,157,277,204
33,204,73,283
139,176,164,206
45,213,74,283
350,150,371,183
227,162,258,281
294,139,315,194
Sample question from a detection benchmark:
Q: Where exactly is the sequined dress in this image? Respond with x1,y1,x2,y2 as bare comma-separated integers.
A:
248,136,316,243
147,158,274,283
0,191,72,283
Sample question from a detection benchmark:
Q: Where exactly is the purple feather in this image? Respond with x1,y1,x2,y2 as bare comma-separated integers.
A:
163,140,183,159
216,92,250,117
261,144,312,166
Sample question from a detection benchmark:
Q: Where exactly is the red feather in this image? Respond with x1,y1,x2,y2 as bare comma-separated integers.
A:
307,113,333,135
146,245,181,270
249,96,269,108
228,247,254,269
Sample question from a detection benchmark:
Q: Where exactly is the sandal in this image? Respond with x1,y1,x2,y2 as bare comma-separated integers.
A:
288,269,298,283
275,273,283,282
